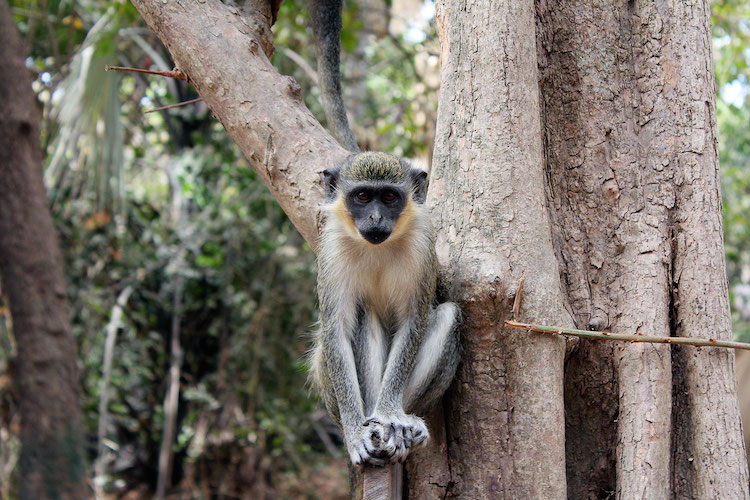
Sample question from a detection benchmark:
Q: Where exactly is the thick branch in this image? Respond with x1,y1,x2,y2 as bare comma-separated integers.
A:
130,0,350,248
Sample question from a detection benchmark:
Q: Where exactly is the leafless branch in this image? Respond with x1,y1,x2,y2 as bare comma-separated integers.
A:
505,320,750,351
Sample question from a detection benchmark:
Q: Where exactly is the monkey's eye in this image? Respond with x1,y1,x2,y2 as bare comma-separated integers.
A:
356,191,370,202
382,191,397,203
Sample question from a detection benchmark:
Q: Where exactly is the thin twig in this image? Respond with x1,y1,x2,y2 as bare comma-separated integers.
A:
104,64,188,81
95,285,135,478
505,320,750,351
145,97,202,114
282,48,318,84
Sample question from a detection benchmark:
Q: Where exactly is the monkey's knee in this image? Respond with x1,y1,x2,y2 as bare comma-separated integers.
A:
435,302,461,331
403,302,461,413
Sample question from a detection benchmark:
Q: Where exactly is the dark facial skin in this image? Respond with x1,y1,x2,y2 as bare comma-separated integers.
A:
345,184,406,244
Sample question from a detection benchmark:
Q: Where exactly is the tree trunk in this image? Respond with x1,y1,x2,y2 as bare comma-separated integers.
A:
0,1,88,498
406,0,570,497
536,0,748,497
130,0,748,497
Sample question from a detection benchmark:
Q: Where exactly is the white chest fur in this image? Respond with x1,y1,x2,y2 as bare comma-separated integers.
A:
338,234,425,323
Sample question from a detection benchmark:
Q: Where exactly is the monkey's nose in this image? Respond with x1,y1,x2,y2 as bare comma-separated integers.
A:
369,213,382,223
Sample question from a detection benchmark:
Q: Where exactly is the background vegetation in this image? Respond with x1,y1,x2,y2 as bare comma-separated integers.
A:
0,0,748,497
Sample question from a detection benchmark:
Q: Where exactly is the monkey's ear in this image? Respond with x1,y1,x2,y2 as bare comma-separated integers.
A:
411,169,428,204
323,169,339,201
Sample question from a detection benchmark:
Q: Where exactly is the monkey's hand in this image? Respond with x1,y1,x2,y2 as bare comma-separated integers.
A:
362,412,429,463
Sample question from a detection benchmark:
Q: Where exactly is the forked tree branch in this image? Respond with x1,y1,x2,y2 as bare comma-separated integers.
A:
130,0,350,249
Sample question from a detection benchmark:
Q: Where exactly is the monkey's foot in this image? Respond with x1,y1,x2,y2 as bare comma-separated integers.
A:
362,413,429,463
347,427,390,467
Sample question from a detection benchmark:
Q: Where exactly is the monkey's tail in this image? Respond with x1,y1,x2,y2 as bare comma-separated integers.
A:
309,0,360,152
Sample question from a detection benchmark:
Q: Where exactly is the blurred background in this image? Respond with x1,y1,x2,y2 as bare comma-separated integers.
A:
1,0,748,497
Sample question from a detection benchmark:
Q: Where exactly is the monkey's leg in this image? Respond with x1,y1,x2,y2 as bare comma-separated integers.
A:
403,302,461,416
363,302,460,463
351,308,388,416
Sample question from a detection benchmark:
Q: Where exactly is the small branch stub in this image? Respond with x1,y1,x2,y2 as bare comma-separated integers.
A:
105,65,188,81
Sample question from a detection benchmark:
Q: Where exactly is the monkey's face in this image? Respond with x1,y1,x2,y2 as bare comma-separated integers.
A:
345,184,406,244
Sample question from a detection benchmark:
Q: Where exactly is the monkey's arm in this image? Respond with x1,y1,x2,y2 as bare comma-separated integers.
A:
362,306,430,463
320,319,365,431
374,253,436,416
373,308,429,415
363,255,437,462
318,301,388,466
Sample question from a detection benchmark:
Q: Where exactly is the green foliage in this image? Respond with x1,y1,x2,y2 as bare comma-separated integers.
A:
713,1,750,341
273,0,439,159
5,0,347,495
55,119,323,493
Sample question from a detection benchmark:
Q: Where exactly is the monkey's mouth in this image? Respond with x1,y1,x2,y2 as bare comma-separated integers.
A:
361,229,391,245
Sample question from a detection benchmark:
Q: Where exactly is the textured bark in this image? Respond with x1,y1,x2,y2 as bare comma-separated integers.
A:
407,0,571,497
0,1,88,497
536,0,748,498
130,0,349,249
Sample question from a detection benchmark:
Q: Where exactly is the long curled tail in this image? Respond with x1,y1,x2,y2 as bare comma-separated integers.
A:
309,0,360,152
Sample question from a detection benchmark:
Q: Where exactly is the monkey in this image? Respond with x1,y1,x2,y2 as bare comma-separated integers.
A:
307,0,459,466
309,0,359,152
309,151,461,466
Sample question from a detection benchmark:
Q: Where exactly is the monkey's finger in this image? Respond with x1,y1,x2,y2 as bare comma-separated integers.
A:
363,417,379,427
403,427,414,449
350,450,365,467
369,428,382,446
364,438,389,459
384,422,396,443
413,428,428,446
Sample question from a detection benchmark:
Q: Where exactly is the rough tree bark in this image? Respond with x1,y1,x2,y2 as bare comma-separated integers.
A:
0,1,88,498
131,0,748,498
536,0,749,498
405,0,570,498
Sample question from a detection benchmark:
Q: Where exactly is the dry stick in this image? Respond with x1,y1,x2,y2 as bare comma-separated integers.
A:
505,320,750,351
95,285,135,478
145,97,203,114
104,65,201,113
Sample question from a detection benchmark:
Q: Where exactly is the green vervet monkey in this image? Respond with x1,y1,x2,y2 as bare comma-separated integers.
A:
308,2,461,466
309,152,461,465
